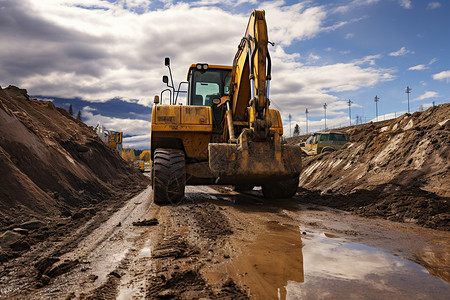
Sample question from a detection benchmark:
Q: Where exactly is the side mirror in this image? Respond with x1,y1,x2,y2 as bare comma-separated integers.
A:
164,57,170,66
154,95,160,104
162,75,169,85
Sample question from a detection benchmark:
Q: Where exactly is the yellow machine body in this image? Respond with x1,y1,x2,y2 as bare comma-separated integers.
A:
150,10,302,203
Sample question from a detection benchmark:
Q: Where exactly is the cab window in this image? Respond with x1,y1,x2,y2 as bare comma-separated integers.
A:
319,134,329,141
190,69,231,106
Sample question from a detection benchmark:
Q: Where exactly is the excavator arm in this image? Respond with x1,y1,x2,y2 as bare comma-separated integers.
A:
229,10,272,140
209,10,302,190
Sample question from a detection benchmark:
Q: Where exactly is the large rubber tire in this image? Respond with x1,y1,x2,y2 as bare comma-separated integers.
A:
321,148,334,154
152,148,186,205
262,176,299,199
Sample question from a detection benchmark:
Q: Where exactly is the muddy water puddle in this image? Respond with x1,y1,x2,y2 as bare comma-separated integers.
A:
229,219,449,299
290,231,449,299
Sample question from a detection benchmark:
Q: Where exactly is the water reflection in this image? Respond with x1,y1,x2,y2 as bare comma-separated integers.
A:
229,220,304,299
286,232,450,300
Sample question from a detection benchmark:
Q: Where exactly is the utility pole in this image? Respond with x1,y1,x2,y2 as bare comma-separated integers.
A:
305,108,309,134
374,95,379,122
405,86,412,114
323,103,327,130
289,114,292,137
347,99,352,126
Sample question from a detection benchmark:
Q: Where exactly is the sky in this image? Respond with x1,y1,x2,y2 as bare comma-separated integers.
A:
1,0,449,149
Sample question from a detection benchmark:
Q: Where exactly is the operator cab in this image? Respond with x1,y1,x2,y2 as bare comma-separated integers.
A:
187,64,232,107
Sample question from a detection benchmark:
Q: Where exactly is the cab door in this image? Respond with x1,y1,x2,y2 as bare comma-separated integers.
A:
310,135,318,154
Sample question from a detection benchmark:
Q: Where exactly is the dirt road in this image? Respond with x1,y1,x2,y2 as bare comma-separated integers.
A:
1,184,449,299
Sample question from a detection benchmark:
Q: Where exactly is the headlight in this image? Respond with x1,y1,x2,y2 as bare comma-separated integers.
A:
196,63,209,70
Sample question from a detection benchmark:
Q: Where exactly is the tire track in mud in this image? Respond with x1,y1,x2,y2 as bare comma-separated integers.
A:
145,189,248,299
11,186,157,299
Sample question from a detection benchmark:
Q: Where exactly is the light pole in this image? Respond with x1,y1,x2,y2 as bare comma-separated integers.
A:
405,86,412,114
305,108,309,134
289,114,292,137
347,99,352,126
374,95,379,122
323,103,327,130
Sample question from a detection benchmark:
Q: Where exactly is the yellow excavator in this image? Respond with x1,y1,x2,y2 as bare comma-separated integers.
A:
150,10,302,204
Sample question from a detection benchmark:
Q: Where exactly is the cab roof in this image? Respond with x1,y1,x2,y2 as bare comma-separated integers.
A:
187,64,232,80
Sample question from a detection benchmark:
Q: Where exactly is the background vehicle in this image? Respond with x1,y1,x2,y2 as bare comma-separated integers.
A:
95,124,123,154
300,132,350,155
150,10,302,204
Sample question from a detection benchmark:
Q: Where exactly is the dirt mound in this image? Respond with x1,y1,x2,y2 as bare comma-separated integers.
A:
0,85,149,240
298,104,450,230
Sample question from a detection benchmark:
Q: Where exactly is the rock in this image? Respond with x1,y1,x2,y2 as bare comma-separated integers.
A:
40,274,51,286
19,219,45,230
88,274,98,282
0,230,22,247
0,249,10,262
109,271,121,278
71,208,96,220
9,239,30,251
132,218,158,226
71,211,84,220
12,228,29,235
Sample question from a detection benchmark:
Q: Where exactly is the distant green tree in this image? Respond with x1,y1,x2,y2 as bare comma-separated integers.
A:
76,110,82,121
69,104,73,116
293,124,300,137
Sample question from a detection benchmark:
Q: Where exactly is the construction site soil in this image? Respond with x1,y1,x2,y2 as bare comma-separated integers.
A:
0,85,149,262
0,85,448,299
289,103,450,231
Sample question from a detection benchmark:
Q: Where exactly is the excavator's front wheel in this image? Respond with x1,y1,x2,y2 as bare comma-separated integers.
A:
262,176,299,199
152,148,186,205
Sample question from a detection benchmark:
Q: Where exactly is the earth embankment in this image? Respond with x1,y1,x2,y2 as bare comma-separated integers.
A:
294,104,450,230
0,85,149,260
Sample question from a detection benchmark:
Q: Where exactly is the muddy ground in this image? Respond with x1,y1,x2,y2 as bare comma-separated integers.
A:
0,185,448,299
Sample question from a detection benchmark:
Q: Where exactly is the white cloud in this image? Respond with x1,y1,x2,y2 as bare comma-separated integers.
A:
308,53,320,61
408,64,427,71
427,2,441,9
0,0,398,144
414,91,438,102
428,58,438,65
389,47,413,57
82,109,150,137
432,70,450,82
334,0,381,14
345,33,354,39
353,54,383,66
262,3,328,46
399,0,412,9
123,134,151,149
270,46,394,115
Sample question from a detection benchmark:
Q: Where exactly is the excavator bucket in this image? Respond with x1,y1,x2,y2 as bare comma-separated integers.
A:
208,129,302,184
